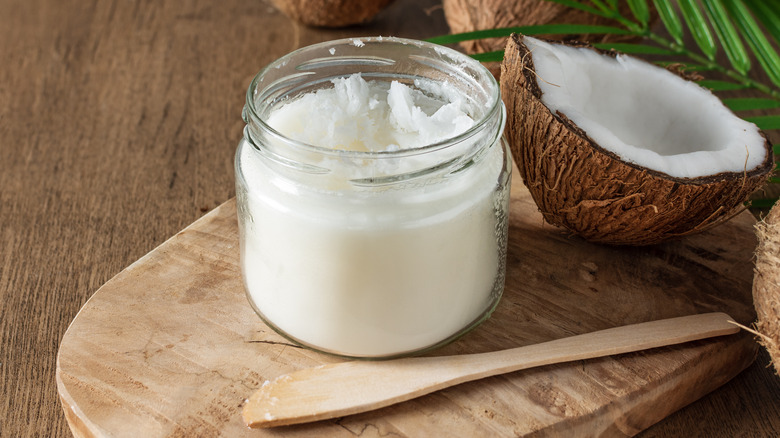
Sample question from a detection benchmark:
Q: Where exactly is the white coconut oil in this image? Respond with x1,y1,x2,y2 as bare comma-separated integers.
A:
236,37,511,358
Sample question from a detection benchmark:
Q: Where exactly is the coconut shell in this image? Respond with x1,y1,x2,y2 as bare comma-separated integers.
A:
753,203,780,375
269,0,395,27
500,34,774,246
443,0,635,54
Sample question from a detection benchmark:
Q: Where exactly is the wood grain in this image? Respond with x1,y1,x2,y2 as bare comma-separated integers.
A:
2,0,780,436
242,313,740,428
57,169,758,437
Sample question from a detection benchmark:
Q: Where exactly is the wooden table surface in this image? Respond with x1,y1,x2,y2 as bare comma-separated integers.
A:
2,0,779,436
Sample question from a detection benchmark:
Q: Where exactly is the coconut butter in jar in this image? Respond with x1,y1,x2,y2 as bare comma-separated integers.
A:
235,37,511,358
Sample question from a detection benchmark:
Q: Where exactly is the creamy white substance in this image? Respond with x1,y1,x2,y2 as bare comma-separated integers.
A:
524,36,767,178
239,74,504,356
265,74,475,152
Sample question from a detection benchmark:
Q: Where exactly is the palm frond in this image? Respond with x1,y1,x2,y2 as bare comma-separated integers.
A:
657,62,717,71
748,199,778,208
723,0,780,88
744,0,780,47
679,0,718,60
426,24,629,45
652,0,684,44
628,0,652,28
745,115,780,131
540,0,608,17
591,42,680,55
469,51,505,63
697,79,749,91
722,98,780,111
429,0,780,103
702,0,750,74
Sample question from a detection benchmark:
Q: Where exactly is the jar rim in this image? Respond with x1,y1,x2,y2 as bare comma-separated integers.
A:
243,36,503,159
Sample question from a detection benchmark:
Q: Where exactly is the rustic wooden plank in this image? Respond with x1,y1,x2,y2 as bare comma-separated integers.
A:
4,0,780,436
0,0,450,436
56,169,759,437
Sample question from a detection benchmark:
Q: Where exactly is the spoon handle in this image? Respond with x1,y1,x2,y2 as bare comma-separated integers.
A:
243,312,739,428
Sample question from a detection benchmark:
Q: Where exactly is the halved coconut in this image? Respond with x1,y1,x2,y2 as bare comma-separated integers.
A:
754,203,780,374
501,34,773,245
269,0,395,27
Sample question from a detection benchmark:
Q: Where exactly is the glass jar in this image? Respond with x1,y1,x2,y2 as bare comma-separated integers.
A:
235,37,511,359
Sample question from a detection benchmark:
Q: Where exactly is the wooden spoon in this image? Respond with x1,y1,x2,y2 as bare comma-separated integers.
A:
243,312,739,428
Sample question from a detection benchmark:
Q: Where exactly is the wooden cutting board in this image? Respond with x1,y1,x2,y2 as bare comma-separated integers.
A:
56,168,759,437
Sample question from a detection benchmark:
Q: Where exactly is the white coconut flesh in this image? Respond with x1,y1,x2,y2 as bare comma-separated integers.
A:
523,36,767,179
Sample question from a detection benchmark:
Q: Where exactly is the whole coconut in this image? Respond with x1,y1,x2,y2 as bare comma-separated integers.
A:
753,203,780,375
501,34,773,245
269,0,395,27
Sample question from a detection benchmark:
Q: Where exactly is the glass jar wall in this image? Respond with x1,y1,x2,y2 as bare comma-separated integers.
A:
235,37,511,359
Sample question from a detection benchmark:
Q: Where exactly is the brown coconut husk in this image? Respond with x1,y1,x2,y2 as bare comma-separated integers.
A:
269,0,395,27
500,34,774,245
753,203,780,375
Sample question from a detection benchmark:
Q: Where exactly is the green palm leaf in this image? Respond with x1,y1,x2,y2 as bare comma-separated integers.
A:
748,199,778,208
697,79,749,91
745,115,780,131
541,0,607,17
723,0,780,88
592,42,680,55
652,0,684,44
469,51,504,63
657,62,717,71
426,24,629,45
628,0,651,28
744,0,780,46
431,0,780,120
679,0,718,60
722,98,780,111
702,0,750,75
589,0,614,14
746,0,780,47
